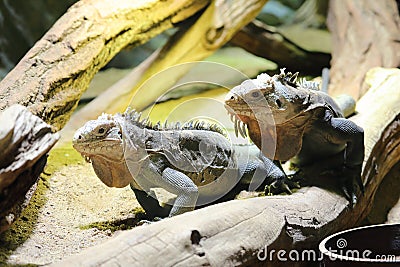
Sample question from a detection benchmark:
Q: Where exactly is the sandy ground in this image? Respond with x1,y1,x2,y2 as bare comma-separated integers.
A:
0,145,144,266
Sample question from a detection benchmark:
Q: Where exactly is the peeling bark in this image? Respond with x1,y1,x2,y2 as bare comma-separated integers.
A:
52,68,400,266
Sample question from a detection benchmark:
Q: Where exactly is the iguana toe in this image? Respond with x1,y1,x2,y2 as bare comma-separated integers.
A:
340,165,363,208
341,185,357,208
282,183,292,194
287,170,303,183
137,219,153,226
137,216,163,226
292,181,301,189
266,175,299,195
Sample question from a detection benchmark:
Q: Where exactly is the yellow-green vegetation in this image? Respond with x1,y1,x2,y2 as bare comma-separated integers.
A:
79,207,145,232
0,174,46,264
44,144,85,175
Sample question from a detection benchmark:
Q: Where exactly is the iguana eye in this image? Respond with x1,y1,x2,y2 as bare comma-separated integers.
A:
98,127,105,134
251,91,260,98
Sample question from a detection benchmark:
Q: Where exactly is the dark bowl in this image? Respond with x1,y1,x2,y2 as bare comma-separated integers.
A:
319,223,400,266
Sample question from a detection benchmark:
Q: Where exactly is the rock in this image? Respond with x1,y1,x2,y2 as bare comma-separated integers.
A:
0,104,59,233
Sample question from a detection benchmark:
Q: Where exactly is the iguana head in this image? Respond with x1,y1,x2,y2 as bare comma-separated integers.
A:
73,113,124,163
73,113,131,187
224,69,319,133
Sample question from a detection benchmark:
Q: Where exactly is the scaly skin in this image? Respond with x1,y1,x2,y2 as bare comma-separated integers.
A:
73,109,281,218
224,69,364,205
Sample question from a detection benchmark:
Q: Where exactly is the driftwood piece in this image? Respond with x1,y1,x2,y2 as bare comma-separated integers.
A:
0,0,209,130
53,68,400,266
0,105,59,233
230,20,331,75
327,0,400,99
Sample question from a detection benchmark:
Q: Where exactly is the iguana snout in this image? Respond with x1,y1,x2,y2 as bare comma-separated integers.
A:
225,83,277,138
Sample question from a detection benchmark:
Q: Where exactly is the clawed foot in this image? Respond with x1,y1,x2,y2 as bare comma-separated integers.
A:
340,165,364,207
287,169,304,183
307,163,364,207
265,175,300,195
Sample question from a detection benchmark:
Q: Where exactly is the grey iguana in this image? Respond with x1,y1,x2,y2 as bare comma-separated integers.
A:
224,68,364,205
72,109,284,218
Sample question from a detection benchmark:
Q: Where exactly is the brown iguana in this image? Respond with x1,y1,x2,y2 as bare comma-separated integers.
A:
72,109,283,218
224,69,364,205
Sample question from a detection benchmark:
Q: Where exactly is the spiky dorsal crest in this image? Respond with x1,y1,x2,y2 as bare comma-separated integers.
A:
256,68,320,91
276,68,299,87
256,73,274,87
181,120,226,137
122,108,152,129
297,78,320,91
121,107,226,136
97,112,114,120
274,68,320,91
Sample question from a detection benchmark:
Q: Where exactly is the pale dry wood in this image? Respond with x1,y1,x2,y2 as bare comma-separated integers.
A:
0,0,209,130
0,105,59,233
53,67,400,266
327,0,400,99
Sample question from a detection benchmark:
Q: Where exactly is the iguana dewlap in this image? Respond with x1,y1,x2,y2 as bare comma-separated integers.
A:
224,69,364,204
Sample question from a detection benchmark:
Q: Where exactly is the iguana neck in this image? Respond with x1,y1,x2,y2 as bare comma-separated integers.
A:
246,114,312,161
246,120,277,159
91,156,135,188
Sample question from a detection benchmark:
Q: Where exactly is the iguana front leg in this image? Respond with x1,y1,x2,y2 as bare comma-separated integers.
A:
260,156,300,195
326,114,365,205
133,167,198,218
158,167,199,217
131,187,170,219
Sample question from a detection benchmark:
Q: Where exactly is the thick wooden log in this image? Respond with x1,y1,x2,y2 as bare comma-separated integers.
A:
327,0,400,99
0,105,59,233
52,68,400,266
0,0,209,130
